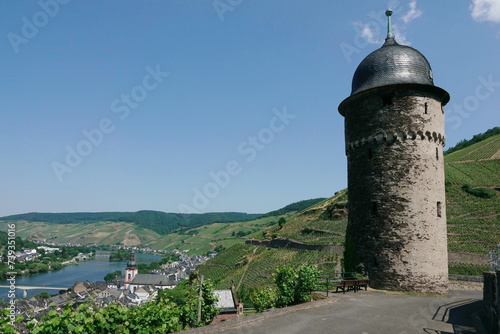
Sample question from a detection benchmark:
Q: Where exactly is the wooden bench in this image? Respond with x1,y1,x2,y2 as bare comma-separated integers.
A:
335,279,369,293
335,280,358,293
357,279,369,291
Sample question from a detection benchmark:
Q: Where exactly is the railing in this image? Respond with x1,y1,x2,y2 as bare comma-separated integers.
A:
488,244,500,272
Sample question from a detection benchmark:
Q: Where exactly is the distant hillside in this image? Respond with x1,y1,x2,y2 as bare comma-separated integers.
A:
261,198,327,217
0,211,262,236
445,126,500,155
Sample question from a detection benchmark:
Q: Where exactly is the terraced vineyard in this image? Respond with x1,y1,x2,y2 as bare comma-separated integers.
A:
445,134,500,254
445,134,500,162
198,244,338,290
263,191,348,246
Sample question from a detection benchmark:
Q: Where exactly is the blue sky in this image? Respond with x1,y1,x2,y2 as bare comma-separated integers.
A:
0,0,499,216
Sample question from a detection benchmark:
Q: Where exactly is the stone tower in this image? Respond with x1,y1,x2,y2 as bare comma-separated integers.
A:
338,10,450,294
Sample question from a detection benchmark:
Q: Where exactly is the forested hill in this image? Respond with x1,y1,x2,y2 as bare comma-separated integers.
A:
260,198,327,217
445,126,500,155
0,211,262,236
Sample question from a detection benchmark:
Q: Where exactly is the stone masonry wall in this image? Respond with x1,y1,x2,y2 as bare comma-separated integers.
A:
342,86,448,294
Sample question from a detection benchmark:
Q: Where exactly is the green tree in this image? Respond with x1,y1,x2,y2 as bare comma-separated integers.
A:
103,270,122,282
158,277,219,327
213,245,226,253
34,292,51,299
50,262,63,271
199,279,219,325
278,217,286,229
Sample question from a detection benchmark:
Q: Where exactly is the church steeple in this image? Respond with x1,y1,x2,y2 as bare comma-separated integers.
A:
127,252,137,269
124,252,138,289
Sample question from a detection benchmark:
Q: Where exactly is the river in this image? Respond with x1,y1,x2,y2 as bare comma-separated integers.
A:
0,252,161,300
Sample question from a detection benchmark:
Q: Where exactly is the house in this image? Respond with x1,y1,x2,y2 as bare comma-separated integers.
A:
37,246,60,254
212,287,243,324
95,287,123,300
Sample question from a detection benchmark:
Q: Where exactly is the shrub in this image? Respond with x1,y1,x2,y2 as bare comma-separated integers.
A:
274,267,297,307
462,185,495,199
250,288,277,312
274,264,320,307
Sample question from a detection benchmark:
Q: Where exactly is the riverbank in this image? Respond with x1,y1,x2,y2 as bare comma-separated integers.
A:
0,253,161,300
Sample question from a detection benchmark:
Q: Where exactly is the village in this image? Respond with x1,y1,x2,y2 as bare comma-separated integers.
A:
4,248,237,328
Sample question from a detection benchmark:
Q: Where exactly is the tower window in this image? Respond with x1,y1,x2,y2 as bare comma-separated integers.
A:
436,147,439,160
437,201,442,217
382,96,393,107
424,102,428,114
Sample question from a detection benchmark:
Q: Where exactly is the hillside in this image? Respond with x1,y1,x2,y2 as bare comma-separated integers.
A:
444,133,500,254
444,126,500,156
0,198,330,253
260,198,327,217
198,131,500,290
0,211,261,236
258,133,500,252
198,243,338,291
0,216,283,254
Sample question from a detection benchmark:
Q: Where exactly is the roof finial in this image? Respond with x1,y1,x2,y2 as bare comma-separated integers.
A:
385,9,393,38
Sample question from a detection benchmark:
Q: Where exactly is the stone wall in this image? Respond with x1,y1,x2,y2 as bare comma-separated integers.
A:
245,238,324,251
483,271,500,333
341,86,448,294
449,252,488,265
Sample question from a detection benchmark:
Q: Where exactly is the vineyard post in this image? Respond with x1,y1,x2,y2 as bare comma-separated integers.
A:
197,275,204,324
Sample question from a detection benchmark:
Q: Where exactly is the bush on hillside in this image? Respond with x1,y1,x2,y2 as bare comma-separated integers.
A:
462,185,495,199
274,264,320,307
250,288,277,312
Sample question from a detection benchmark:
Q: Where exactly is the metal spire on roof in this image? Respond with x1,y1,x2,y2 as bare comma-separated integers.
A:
385,9,393,38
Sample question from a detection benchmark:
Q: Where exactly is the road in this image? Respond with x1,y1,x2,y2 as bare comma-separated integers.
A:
179,290,485,334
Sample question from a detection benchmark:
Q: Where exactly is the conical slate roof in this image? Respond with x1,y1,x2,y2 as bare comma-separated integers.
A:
350,36,434,96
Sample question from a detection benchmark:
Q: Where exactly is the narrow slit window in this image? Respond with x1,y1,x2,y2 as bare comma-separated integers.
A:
437,201,442,217
382,96,393,107
436,147,439,160
424,102,428,114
